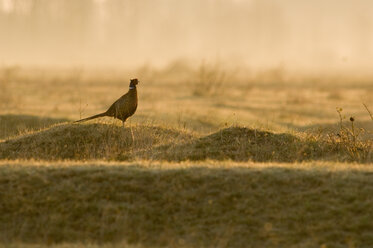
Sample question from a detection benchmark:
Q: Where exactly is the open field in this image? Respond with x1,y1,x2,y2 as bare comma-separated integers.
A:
0,65,373,247
1,161,373,248
1,65,372,136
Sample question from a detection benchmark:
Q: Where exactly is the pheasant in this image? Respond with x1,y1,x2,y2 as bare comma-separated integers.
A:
75,78,138,126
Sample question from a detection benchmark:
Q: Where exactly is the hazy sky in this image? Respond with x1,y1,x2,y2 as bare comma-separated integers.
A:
0,0,372,72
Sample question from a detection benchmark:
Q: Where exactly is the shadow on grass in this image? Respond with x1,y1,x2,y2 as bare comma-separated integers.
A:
0,164,372,247
0,114,69,140
152,127,334,162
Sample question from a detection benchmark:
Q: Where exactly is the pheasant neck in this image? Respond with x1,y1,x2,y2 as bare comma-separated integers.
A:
129,86,136,90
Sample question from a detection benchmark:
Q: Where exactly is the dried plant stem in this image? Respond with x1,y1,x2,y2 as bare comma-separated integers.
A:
350,119,356,144
363,103,373,121
336,107,344,131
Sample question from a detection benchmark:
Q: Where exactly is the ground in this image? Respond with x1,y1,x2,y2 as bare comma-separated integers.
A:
0,64,372,247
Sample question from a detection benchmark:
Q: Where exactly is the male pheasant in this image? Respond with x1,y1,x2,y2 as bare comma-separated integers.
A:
75,78,138,126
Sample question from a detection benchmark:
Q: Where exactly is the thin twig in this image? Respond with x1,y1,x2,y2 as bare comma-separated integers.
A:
336,107,344,131
363,103,373,121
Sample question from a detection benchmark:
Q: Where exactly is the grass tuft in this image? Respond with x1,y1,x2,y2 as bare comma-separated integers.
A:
329,108,373,162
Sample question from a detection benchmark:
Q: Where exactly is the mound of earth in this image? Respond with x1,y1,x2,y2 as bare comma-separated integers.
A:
0,123,193,160
0,114,68,139
153,126,325,162
1,125,370,162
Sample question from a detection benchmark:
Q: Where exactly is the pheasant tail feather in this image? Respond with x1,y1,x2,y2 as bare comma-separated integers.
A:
74,112,108,123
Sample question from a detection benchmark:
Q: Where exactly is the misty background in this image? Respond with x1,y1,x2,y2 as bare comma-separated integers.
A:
0,0,372,72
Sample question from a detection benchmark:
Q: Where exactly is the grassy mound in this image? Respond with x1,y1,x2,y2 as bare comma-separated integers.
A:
153,127,309,162
154,126,373,162
0,123,193,160
0,114,68,139
1,124,371,162
1,162,373,247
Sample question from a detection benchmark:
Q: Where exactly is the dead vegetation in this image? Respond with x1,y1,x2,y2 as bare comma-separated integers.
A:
0,123,193,161
0,122,371,163
0,65,373,248
1,161,373,247
154,126,324,162
326,107,373,162
0,114,68,140
190,61,228,97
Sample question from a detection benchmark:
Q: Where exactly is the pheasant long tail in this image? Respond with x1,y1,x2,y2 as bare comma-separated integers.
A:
74,112,108,123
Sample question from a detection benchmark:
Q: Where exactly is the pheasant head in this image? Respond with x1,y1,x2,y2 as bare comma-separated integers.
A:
129,78,139,89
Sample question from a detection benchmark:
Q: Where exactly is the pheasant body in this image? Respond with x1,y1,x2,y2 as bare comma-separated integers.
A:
106,87,137,122
75,78,138,125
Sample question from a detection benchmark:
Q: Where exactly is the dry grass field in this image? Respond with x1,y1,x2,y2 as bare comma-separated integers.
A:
0,64,373,247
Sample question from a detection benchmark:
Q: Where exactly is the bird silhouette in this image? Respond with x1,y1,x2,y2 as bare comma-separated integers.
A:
75,78,138,126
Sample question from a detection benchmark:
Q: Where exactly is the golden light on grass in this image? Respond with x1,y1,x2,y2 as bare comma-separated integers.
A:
1,160,373,247
0,123,371,163
1,1,373,247
0,65,372,247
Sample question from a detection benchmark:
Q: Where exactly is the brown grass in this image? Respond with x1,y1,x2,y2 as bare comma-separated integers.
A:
0,123,371,163
1,65,373,247
0,123,193,161
0,114,68,140
1,161,373,248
